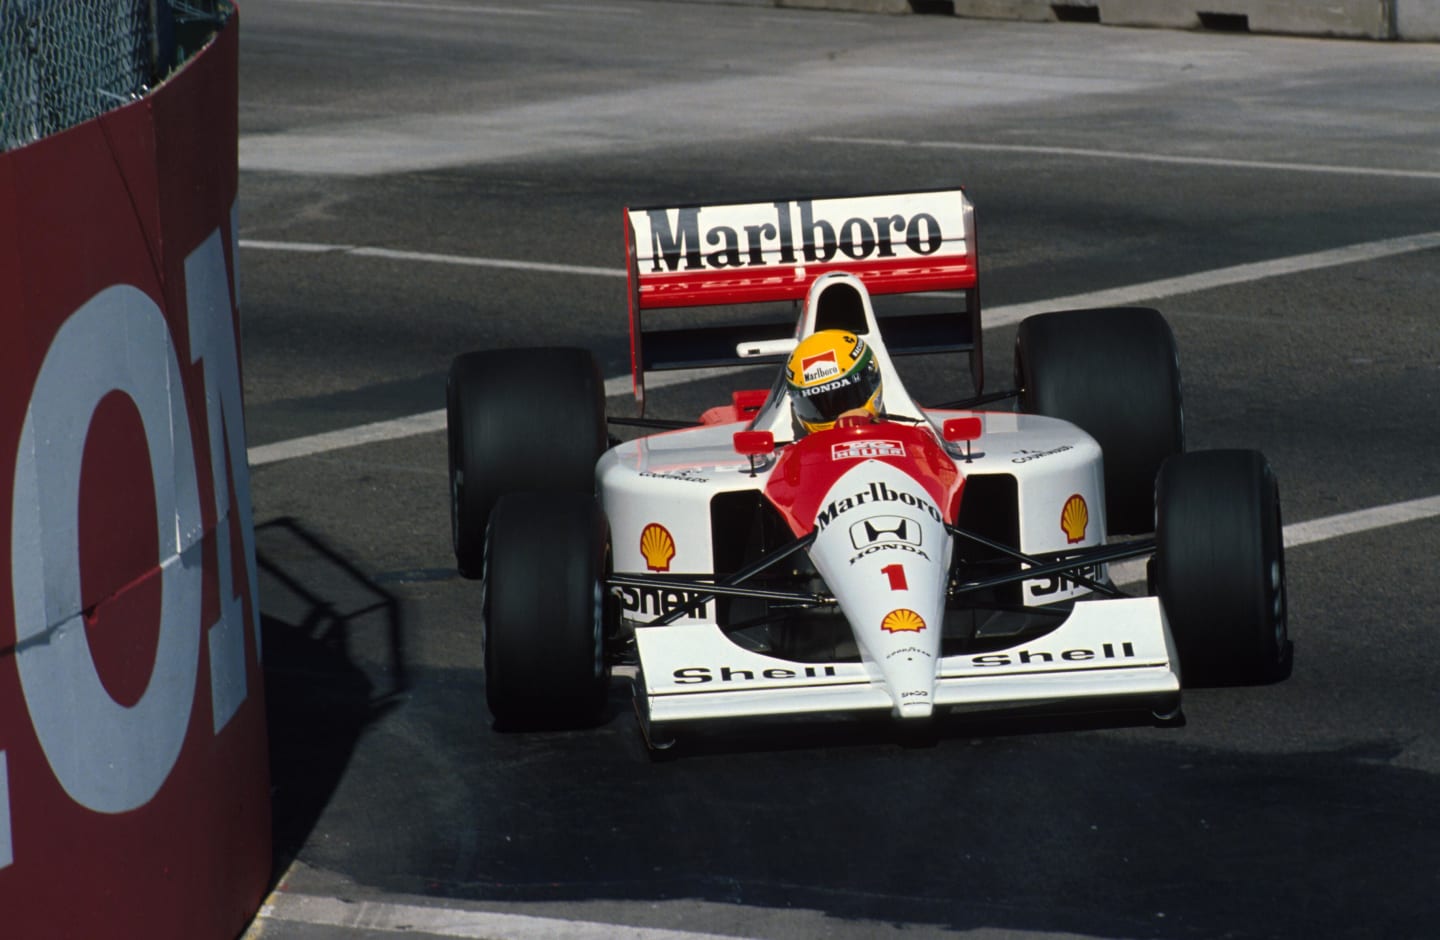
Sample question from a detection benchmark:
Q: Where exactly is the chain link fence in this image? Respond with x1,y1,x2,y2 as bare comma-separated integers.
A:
1,0,231,153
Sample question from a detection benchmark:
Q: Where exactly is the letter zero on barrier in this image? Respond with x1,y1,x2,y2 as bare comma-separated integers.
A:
11,283,205,814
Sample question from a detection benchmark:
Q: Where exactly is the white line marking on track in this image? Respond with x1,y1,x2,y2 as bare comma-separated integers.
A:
1106,493,1440,585
248,891,754,940
249,411,446,467
1281,493,1440,548
244,373,738,467
239,240,621,279
1108,558,1149,587
813,137,1440,182
981,230,1440,328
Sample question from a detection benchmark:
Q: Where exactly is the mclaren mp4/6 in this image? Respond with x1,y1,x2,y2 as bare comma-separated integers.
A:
446,188,1291,747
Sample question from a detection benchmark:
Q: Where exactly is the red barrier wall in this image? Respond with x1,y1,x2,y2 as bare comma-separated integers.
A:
0,13,270,939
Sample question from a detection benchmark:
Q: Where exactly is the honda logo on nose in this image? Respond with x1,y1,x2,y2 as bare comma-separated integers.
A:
849,515,922,550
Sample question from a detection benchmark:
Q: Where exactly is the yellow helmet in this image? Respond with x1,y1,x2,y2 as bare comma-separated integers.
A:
785,330,883,433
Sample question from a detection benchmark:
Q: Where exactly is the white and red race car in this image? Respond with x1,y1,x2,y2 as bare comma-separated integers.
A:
447,189,1290,747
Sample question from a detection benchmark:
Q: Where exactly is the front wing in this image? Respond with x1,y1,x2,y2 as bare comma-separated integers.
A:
633,596,1181,728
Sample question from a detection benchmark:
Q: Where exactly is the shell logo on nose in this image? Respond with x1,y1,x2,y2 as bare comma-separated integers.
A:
881,609,926,633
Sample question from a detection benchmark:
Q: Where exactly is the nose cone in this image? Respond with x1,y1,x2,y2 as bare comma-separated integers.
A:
804,462,953,718
870,606,942,718
898,700,934,719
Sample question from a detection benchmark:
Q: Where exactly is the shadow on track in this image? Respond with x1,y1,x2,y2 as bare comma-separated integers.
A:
256,517,408,880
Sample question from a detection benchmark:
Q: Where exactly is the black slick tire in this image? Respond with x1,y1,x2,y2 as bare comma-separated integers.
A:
482,491,613,728
1154,449,1291,686
1015,307,1184,535
448,347,605,578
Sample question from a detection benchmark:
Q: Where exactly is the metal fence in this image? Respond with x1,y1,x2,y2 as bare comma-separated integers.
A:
0,0,230,152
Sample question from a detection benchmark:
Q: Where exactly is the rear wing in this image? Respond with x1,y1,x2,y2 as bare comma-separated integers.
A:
624,188,981,412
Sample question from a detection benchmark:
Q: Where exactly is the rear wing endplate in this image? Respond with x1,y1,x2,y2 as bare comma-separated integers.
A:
624,188,981,412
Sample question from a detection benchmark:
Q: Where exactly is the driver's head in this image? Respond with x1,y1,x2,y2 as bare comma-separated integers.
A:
785,329,883,434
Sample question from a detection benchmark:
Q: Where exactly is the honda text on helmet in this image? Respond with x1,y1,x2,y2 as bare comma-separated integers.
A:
785,329,884,434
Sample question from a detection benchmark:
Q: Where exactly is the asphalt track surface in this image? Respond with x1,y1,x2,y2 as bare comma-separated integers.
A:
235,3,1440,938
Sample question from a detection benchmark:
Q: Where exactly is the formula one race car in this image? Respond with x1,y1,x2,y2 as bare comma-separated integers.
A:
447,189,1291,747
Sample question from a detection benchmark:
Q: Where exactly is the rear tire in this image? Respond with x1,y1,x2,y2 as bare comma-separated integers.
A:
1015,307,1184,535
482,491,613,728
1154,449,1291,686
448,347,605,577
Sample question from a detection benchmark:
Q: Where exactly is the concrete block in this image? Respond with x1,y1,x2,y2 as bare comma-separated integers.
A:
1396,0,1440,39
950,0,1064,21
1092,0,1198,28
780,0,914,10
1095,0,1391,38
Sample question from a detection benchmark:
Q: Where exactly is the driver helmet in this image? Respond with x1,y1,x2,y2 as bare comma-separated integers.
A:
785,329,883,434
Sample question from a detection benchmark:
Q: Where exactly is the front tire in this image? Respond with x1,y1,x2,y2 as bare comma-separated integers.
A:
482,491,613,728
1154,449,1291,686
448,347,605,577
1015,307,1184,535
